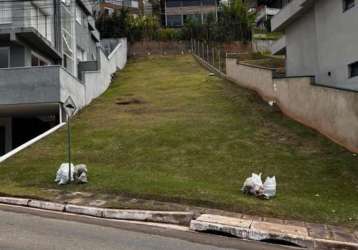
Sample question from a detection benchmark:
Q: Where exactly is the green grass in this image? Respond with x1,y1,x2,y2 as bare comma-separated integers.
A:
1,55,357,229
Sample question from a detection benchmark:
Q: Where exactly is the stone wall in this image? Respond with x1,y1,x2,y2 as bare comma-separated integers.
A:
226,57,358,152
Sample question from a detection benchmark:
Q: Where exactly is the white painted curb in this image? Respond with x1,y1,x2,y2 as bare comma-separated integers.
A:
0,197,29,206
0,197,194,225
28,200,65,212
103,209,194,225
65,204,104,217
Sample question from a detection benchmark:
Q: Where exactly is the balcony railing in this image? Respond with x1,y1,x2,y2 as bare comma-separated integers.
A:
0,66,85,108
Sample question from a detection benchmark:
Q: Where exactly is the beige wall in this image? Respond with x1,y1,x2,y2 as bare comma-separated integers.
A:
226,57,358,152
226,58,275,100
166,5,216,15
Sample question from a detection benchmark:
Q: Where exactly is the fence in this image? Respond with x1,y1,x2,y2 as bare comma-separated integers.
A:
128,41,192,57
191,40,226,74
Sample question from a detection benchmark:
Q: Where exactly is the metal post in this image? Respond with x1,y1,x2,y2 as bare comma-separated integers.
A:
206,44,209,62
218,49,221,72
212,47,215,66
67,116,71,183
202,42,204,59
201,42,205,59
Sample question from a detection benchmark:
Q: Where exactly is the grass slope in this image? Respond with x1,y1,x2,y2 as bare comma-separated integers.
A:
1,55,357,228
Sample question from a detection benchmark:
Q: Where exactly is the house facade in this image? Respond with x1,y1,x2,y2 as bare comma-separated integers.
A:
0,0,127,157
244,0,291,31
271,0,358,90
93,0,141,17
163,0,218,27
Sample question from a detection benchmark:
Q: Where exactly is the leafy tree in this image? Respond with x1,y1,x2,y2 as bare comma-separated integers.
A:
95,0,255,43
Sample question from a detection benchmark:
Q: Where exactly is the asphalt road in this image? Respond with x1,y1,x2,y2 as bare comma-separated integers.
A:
0,208,299,250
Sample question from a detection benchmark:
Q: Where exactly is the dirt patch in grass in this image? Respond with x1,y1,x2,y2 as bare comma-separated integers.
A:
116,97,147,105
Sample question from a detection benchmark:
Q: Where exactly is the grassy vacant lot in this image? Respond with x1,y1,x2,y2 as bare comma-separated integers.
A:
1,55,357,229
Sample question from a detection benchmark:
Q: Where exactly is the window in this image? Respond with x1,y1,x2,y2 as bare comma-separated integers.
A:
343,0,355,11
76,5,82,24
0,47,9,68
29,4,50,40
0,1,12,24
31,53,49,66
202,0,216,5
182,0,200,6
349,61,358,78
167,15,182,27
76,47,87,62
166,0,181,7
62,5,74,73
61,0,71,7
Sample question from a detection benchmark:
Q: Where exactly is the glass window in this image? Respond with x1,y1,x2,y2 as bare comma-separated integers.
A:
202,0,216,5
349,61,358,78
0,1,12,24
167,15,182,27
31,53,49,66
29,4,49,39
343,0,355,11
166,0,181,7
76,5,82,24
0,48,9,68
182,0,200,6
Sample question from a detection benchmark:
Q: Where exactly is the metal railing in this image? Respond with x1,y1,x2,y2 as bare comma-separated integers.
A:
191,40,226,74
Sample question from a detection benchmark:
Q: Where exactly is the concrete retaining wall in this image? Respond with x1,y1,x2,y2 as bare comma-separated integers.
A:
83,38,127,106
252,39,275,54
226,58,275,101
226,57,358,152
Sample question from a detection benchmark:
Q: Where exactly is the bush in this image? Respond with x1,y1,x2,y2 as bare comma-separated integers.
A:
96,0,255,43
157,28,182,41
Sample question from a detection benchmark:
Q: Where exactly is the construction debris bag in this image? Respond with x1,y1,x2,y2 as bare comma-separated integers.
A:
55,163,75,185
263,176,276,199
242,173,276,199
75,164,88,184
241,173,263,196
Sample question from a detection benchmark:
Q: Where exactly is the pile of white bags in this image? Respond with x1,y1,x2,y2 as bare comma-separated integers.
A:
241,173,276,199
55,163,88,185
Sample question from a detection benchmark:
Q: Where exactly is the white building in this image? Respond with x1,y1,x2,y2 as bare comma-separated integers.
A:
271,0,358,90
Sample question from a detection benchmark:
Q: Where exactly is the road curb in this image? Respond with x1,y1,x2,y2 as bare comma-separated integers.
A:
103,209,194,226
0,196,195,226
1,196,357,249
0,197,30,206
190,214,358,249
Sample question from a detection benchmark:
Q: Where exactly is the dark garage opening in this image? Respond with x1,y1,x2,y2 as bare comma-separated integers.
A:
12,115,58,149
0,126,5,155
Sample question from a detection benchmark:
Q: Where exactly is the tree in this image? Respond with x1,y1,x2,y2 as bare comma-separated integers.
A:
218,0,255,42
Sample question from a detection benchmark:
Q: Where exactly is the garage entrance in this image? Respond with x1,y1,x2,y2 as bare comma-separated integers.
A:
0,126,5,155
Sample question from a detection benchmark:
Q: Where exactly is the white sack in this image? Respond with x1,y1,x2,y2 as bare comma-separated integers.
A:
55,163,75,185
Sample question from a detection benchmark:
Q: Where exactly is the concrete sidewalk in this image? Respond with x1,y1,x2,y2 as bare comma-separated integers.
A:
0,196,357,249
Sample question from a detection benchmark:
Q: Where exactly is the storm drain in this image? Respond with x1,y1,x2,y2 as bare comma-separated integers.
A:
260,238,305,248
